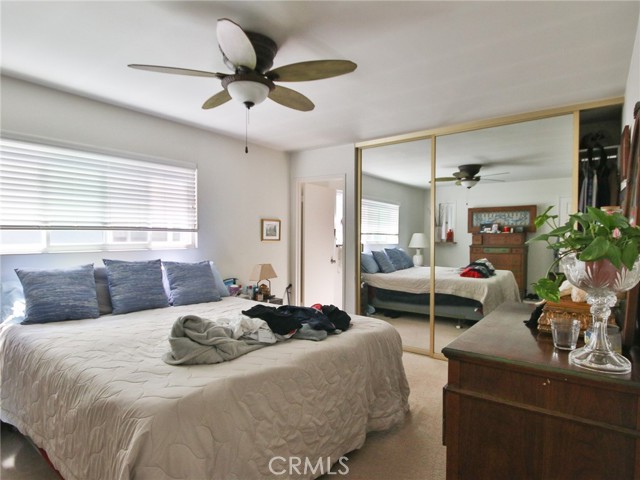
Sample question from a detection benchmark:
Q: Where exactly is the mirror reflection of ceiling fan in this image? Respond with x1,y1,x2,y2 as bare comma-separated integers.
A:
434,164,508,189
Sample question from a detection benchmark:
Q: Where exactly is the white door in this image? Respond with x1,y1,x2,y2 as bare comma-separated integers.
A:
302,183,342,307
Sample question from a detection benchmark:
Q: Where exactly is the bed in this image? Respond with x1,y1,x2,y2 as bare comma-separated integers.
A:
362,265,521,321
0,296,409,480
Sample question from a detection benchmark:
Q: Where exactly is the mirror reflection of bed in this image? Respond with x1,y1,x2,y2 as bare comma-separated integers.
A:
362,244,520,353
359,113,577,355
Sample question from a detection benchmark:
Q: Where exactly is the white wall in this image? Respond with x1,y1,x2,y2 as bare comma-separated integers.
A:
433,177,572,296
289,144,356,312
362,174,428,251
0,76,290,295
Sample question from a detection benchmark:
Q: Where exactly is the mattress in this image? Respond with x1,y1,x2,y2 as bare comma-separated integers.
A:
0,296,409,480
362,266,521,315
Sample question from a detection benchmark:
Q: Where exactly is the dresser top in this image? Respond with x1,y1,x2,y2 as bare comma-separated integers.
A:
442,302,640,386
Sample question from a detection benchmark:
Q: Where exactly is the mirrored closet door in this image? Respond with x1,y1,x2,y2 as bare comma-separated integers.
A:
432,114,575,355
359,138,433,354
357,100,623,358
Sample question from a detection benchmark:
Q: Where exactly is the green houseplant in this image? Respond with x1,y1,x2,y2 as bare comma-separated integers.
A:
528,206,640,302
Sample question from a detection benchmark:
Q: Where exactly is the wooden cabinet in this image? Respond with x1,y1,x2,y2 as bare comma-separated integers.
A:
470,233,527,297
442,303,640,480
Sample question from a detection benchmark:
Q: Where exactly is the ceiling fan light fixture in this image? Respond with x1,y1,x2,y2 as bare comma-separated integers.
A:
460,178,479,189
226,80,270,108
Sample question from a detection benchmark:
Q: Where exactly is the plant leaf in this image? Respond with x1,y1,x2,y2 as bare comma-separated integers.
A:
579,236,609,261
533,277,562,302
621,240,639,270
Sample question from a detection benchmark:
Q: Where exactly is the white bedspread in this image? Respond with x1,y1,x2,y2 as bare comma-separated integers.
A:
362,266,521,314
0,297,409,480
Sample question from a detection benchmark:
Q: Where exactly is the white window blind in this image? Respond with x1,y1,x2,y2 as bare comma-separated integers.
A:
0,138,197,231
361,198,399,243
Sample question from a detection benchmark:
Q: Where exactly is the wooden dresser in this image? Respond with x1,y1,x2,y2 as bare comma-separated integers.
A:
470,233,527,297
442,302,640,480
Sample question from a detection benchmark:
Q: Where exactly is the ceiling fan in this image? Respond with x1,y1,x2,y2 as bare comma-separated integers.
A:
128,18,357,113
433,164,508,189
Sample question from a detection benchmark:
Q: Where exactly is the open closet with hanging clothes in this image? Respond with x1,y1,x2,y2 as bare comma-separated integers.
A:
578,105,623,212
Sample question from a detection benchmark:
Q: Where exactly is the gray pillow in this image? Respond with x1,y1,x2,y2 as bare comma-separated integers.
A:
15,264,100,324
164,261,221,306
103,259,169,314
372,250,396,273
385,248,414,270
361,253,380,274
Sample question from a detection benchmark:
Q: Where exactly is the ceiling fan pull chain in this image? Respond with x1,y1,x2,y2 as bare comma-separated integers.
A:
245,108,249,154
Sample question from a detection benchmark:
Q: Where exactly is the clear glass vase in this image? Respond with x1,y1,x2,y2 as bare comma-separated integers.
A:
560,253,640,374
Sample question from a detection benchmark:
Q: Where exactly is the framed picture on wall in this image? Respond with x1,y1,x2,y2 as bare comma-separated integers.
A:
261,219,281,241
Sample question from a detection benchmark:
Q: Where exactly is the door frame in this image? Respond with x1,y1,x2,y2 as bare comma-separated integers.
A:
294,175,346,308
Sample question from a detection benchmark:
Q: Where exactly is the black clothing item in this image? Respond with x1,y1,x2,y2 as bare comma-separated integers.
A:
321,305,351,331
276,305,336,332
241,304,337,334
241,304,302,335
524,302,545,329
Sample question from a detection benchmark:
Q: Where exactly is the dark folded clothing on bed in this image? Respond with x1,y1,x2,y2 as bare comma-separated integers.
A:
321,304,351,331
242,304,340,334
460,259,495,278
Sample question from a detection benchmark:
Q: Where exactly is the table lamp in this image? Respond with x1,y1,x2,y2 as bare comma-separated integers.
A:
408,233,428,266
250,263,277,299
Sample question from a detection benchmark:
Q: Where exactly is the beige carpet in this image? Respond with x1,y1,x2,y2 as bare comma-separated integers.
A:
372,311,471,354
325,352,448,479
1,353,448,480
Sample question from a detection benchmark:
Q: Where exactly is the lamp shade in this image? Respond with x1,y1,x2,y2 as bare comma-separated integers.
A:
460,178,479,189
249,263,277,282
409,233,428,249
227,80,270,108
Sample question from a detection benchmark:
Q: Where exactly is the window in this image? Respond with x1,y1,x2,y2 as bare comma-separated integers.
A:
0,137,197,254
361,198,399,244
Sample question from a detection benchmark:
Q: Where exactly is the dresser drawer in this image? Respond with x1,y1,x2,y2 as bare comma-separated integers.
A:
455,360,639,429
472,233,526,246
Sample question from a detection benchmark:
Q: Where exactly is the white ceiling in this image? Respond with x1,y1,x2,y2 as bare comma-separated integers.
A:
1,1,638,155
362,113,576,189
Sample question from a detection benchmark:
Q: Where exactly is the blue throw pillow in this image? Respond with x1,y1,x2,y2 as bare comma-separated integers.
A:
210,261,230,297
103,259,169,314
164,261,222,306
361,253,380,274
385,248,414,270
15,264,100,324
372,250,396,273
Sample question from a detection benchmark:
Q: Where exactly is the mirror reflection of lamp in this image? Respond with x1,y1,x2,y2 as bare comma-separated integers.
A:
408,233,428,266
249,263,277,301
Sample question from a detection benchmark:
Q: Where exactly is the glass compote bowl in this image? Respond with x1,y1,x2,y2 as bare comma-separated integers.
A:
560,253,640,374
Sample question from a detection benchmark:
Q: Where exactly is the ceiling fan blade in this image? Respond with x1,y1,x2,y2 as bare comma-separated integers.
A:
267,60,357,82
202,90,232,109
217,18,256,70
433,177,458,182
268,85,314,111
481,171,510,177
128,64,225,78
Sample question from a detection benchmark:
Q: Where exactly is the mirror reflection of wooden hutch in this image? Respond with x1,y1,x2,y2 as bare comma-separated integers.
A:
468,205,537,298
